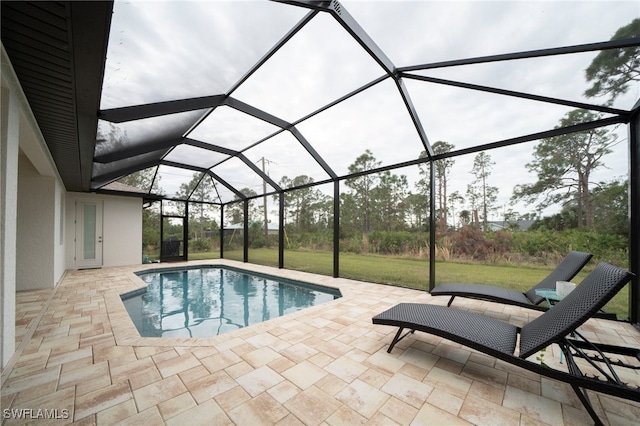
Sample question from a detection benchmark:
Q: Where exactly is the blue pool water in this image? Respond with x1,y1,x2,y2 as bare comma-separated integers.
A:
122,266,341,338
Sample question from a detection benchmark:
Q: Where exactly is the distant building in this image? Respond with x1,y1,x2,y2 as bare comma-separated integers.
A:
485,220,535,231
223,222,279,236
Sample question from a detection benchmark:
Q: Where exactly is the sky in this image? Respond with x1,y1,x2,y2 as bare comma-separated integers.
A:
98,0,640,224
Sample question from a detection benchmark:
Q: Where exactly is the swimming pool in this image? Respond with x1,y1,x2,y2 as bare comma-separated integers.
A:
122,265,342,338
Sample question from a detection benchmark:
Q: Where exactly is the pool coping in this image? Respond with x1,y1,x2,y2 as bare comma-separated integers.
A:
105,259,352,347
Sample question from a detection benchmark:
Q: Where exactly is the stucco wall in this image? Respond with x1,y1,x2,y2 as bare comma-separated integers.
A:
66,193,143,269
16,154,56,290
54,181,67,283
103,195,143,267
1,77,19,368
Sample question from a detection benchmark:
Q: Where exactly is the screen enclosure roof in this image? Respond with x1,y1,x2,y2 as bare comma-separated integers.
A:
4,1,639,204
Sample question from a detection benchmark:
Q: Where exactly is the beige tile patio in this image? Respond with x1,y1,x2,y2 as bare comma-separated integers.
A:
2,260,639,426
461,360,509,387
2,366,61,396
243,346,282,368
227,392,290,425
426,366,473,399
427,388,465,415
284,385,341,425
335,379,389,419
117,406,165,426
235,365,285,397
74,381,133,421
281,360,327,389
503,385,564,425
467,380,506,405
380,373,434,409
156,391,197,421
267,381,300,405
325,404,368,425
132,375,187,412
413,403,474,425
323,355,369,383
155,352,201,378
184,369,237,404
365,350,406,375
95,398,138,425
458,393,522,425
378,396,419,425
213,385,252,414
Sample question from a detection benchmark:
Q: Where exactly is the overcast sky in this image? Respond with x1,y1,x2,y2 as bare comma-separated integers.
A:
99,0,640,223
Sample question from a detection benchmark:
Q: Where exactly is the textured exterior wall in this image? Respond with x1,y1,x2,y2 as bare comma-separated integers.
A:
54,181,66,285
16,154,56,290
103,196,143,267
1,65,19,368
66,193,143,269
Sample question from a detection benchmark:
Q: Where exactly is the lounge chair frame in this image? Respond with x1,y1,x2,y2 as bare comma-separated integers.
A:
430,250,593,311
373,262,639,426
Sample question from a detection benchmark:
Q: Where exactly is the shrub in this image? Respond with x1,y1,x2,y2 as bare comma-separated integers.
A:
562,229,628,266
286,231,333,251
488,230,513,253
450,226,493,259
511,229,628,266
436,236,452,261
340,236,364,253
511,230,563,257
447,227,514,261
369,231,428,255
190,238,211,252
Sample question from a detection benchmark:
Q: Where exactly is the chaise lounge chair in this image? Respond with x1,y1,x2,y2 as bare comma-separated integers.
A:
373,262,639,426
430,250,593,310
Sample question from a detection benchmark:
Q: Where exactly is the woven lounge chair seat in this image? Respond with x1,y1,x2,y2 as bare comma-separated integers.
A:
373,262,638,426
430,250,593,310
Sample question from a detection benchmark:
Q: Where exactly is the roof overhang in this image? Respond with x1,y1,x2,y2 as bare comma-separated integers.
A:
1,1,113,192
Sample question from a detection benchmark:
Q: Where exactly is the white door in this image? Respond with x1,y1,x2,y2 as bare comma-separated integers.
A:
76,200,103,268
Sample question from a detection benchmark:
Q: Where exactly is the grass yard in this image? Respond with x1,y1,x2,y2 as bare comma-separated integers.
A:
188,248,630,320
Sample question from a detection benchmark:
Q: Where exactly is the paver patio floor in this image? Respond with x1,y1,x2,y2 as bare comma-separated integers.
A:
2,260,639,425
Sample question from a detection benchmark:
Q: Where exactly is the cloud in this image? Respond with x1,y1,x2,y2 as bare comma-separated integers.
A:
101,1,306,108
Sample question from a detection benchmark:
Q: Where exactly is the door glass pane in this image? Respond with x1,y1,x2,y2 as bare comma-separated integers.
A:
83,204,97,259
162,216,184,257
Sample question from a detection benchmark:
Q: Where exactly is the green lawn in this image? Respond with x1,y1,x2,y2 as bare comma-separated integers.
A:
188,248,630,320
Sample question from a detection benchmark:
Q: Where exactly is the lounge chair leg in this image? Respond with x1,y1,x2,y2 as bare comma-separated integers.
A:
561,342,605,426
387,327,416,353
388,328,404,353
447,296,455,307
571,384,604,426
